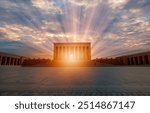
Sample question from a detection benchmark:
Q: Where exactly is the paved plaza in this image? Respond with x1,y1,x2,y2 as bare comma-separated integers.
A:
0,67,150,96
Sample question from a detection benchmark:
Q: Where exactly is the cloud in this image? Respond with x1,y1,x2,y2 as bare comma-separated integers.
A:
41,21,61,32
108,0,129,9
69,0,101,8
0,0,17,9
32,0,63,14
0,24,51,44
0,0,150,58
0,23,93,44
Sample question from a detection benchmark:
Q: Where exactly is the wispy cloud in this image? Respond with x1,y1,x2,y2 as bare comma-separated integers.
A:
32,0,63,14
69,0,101,8
0,0,149,58
108,0,128,9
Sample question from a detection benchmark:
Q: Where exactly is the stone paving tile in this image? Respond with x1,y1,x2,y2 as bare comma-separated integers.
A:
0,88,150,96
1,91,150,96
0,67,150,96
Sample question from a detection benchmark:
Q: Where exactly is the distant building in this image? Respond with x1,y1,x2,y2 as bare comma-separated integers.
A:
53,42,91,62
92,51,150,66
116,51,150,65
0,52,26,66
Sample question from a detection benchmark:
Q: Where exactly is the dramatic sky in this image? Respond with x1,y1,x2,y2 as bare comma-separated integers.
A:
0,0,150,59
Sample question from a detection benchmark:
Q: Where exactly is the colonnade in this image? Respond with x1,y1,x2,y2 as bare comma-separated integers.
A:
0,56,24,66
127,55,150,65
117,53,150,65
54,43,91,61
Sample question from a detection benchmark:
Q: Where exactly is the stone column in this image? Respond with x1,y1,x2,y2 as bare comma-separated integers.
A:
126,57,130,65
9,57,11,65
61,46,63,60
17,58,19,65
19,57,22,65
68,46,70,60
15,58,17,65
142,56,145,64
72,46,74,60
16,58,18,65
63,46,65,60
82,46,84,60
60,47,62,60
148,55,150,64
88,47,91,60
86,47,89,61
61,46,64,61
122,57,127,65
18,58,20,65
130,58,132,65
17,59,20,65
80,46,81,60
62,47,64,60
81,46,83,60
76,46,78,60
78,46,80,60
84,46,87,60
133,57,136,65
66,46,68,60
84,46,88,61
56,46,58,61
125,57,128,65
58,46,60,61
55,47,57,61
74,46,76,60
6,57,8,65
54,46,56,60
85,46,87,60
73,46,76,60
0,56,1,64
137,56,140,65
80,46,82,60
139,56,142,64
4,57,7,65
83,46,85,60
135,57,138,65
118,58,121,65
10,58,12,65
13,58,15,65
148,54,150,64
128,58,131,65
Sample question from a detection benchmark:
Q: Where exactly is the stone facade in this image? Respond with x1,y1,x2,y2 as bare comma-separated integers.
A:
0,52,25,66
54,42,91,62
116,51,150,65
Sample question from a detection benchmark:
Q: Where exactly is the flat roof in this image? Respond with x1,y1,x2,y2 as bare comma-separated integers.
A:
0,52,24,58
117,51,150,58
54,42,91,45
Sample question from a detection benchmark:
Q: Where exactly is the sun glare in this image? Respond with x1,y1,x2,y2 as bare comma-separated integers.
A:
69,53,76,62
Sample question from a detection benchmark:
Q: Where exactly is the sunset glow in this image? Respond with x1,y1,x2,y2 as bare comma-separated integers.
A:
0,0,149,59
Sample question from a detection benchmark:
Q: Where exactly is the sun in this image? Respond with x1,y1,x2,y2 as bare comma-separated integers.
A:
69,54,75,62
